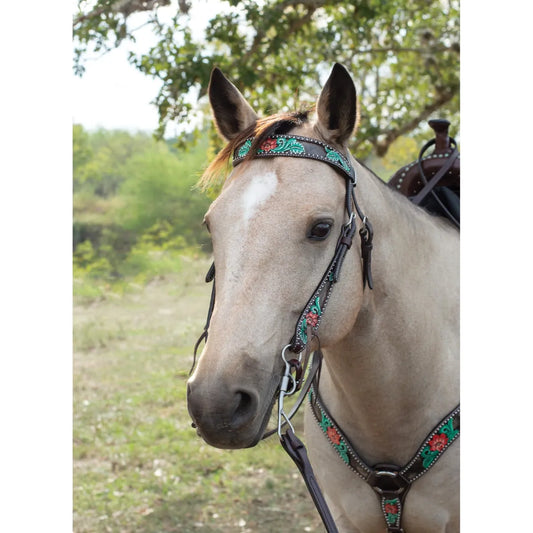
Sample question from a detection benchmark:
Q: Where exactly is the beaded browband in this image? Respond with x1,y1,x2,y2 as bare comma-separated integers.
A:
233,134,357,183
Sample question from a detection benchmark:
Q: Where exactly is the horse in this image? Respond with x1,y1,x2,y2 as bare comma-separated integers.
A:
187,63,459,533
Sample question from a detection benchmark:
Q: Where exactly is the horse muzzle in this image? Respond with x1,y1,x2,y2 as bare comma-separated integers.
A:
187,377,270,449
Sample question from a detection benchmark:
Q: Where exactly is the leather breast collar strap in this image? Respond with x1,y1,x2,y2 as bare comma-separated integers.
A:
307,382,460,533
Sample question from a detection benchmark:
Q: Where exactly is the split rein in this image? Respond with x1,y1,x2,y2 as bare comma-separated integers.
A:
191,134,373,533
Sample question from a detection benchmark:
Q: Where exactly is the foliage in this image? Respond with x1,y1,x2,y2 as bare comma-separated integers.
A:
73,125,212,300
73,125,157,196
366,135,420,181
73,0,459,157
74,239,114,278
120,222,187,283
117,136,209,244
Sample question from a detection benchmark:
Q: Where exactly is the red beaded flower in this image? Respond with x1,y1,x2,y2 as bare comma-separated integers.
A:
326,426,341,445
428,433,448,452
384,503,399,515
260,138,278,151
305,311,319,327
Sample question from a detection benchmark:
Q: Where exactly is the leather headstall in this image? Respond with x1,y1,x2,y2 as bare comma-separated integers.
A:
232,134,373,354
192,134,373,372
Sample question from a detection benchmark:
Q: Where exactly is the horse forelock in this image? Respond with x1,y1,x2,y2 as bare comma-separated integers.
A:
199,110,310,190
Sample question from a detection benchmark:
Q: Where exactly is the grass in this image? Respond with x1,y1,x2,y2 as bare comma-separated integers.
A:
73,256,324,532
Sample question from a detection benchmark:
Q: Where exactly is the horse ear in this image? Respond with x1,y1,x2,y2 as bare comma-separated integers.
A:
315,63,357,146
208,67,258,141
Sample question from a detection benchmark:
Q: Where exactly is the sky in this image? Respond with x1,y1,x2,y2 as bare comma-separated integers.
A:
72,0,225,136
72,44,162,133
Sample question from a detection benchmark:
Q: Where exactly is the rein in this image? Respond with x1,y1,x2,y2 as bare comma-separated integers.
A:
191,134,458,533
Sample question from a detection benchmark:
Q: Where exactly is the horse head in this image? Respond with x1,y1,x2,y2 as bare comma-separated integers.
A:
187,64,366,449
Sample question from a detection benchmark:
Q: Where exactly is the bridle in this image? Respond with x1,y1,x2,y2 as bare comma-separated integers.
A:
191,134,373,437
191,134,459,533
233,134,374,352
192,133,373,370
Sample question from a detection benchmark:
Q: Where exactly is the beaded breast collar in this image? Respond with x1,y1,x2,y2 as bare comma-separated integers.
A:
309,383,460,532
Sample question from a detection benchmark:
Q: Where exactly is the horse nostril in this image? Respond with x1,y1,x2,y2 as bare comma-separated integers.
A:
231,390,257,430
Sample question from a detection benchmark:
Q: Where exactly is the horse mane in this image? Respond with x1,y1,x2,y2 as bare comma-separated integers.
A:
199,111,309,190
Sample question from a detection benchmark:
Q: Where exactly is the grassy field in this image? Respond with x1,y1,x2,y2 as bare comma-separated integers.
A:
73,256,324,532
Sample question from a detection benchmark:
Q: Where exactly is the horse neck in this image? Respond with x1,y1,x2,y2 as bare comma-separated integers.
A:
318,160,459,466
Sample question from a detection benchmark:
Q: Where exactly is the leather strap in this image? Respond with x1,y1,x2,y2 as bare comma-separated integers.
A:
233,134,356,183
412,147,459,206
309,383,460,533
399,405,460,483
280,428,339,533
190,262,216,376
289,176,372,353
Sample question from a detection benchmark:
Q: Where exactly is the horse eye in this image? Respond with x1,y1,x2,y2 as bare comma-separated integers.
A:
308,221,332,241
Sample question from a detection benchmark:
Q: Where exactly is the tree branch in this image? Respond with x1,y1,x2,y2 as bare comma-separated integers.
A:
242,0,321,62
73,5,110,27
357,89,455,156
350,46,458,57
73,0,172,27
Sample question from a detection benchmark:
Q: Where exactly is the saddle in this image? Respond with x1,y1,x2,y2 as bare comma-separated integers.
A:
388,119,460,228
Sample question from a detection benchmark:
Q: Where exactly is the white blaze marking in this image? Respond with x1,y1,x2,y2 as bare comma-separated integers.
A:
241,171,278,225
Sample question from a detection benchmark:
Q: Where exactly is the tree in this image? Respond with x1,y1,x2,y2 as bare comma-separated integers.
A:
73,126,212,251
73,0,459,158
117,135,211,246
73,126,156,196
